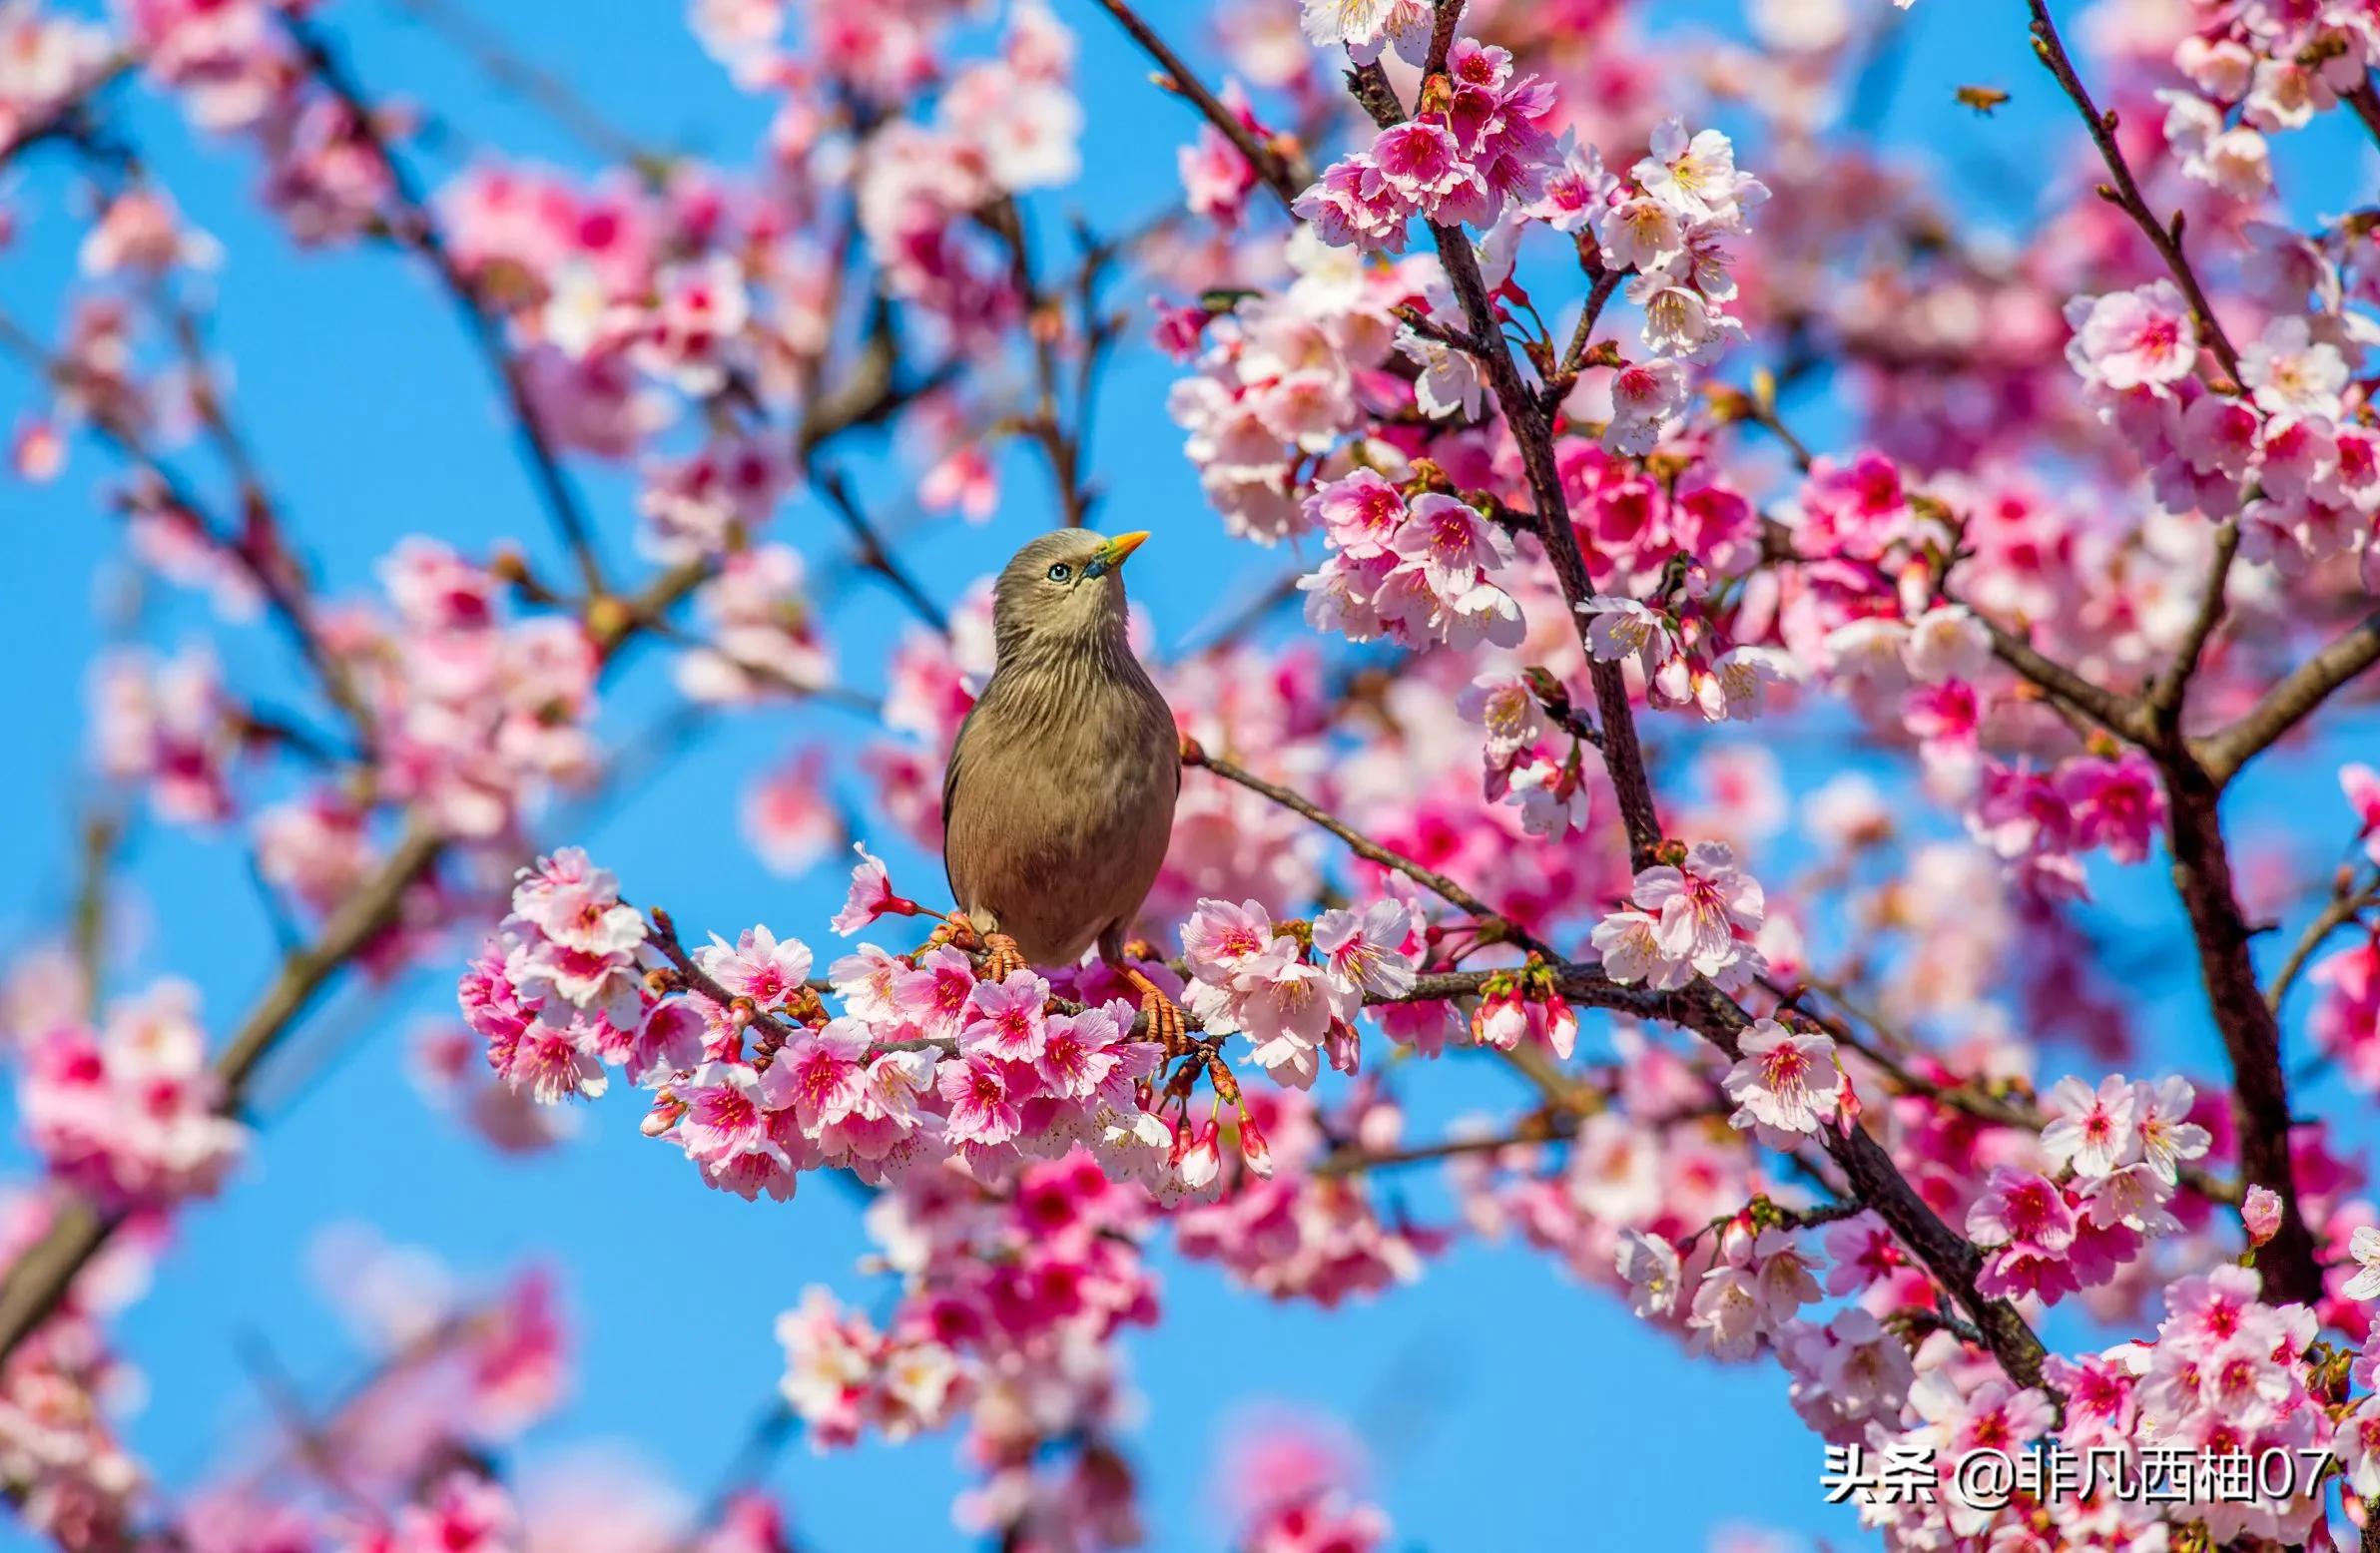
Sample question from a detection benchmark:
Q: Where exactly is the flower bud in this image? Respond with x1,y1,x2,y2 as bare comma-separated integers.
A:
1180,1119,1221,1193
1237,1110,1274,1180
2242,1184,2282,1248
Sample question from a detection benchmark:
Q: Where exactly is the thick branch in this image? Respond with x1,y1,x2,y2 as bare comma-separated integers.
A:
1970,609,2152,743
2160,764,2322,1303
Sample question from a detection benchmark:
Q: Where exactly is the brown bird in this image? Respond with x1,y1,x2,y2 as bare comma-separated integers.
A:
941,528,1184,1040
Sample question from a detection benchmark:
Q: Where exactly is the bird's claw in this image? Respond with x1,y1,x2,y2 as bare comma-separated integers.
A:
1115,963,1189,1055
981,931,1025,981
1141,989,1188,1056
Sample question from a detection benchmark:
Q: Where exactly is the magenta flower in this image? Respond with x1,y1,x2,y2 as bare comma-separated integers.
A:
696,925,813,1010
935,1054,1021,1147
961,970,1051,1063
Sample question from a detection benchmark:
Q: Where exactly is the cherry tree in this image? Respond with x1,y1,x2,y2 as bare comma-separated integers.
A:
4,0,2380,1548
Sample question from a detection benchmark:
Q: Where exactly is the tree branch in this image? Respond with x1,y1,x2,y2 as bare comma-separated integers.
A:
1084,0,1308,213
283,13,609,595
2025,0,2244,383
2159,762,2323,1303
2267,868,2380,1015
2146,518,2240,734
0,825,444,1368
2198,610,2380,783
1182,742,1555,958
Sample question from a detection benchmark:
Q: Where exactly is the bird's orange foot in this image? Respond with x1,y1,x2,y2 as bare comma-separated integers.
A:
1119,964,1189,1055
981,931,1026,982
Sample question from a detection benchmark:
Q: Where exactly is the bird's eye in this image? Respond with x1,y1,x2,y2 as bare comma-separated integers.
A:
1046,563,1072,583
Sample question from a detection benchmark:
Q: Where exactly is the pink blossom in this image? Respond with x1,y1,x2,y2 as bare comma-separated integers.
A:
1721,1019,1842,1141
961,971,1051,1063
935,1054,1022,1147
2041,1073,2138,1178
2063,281,2199,391
696,926,813,1011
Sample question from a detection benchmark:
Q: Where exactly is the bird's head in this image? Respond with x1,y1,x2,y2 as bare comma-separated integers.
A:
989,528,1149,665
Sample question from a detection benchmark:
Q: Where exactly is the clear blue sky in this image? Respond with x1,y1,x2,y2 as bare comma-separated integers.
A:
2,3,2376,1549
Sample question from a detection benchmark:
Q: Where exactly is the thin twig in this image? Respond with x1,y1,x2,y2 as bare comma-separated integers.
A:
1084,0,1308,213
385,0,653,167
284,13,609,595
813,467,949,634
2267,869,2380,1015
2026,0,2243,382
1181,740,1553,958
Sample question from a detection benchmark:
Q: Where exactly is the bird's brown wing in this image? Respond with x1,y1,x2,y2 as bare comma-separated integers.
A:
939,683,988,907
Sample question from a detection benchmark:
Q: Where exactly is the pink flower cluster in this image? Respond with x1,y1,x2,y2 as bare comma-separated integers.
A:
774,1152,1157,1548
1558,441,1764,594
2156,0,2380,200
0,2,111,147
2066,284,2379,588
459,847,651,1106
1577,592,1796,724
1163,244,1420,544
1968,750,2168,900
364,540,602,840
1591,841,1768,993
1964,1074,2210,1305
16,981,246,1208
1174,1087,1440,1304
459,848,1231,1205
89,647,240,826
1178,896,1419,1090
2313,931,2380,1093
1293,40,1557,253
1296,470,1525,651
673,544,833,706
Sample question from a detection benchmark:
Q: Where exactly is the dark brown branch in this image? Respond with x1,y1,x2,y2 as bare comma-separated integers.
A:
2146,518,2240,734
2160,762,2322,1303
2347,80,2380,154
1091,2,2056,1394
1969,608,2153,743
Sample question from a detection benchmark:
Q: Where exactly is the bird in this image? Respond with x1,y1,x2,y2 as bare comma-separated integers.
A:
940,528,1185,1044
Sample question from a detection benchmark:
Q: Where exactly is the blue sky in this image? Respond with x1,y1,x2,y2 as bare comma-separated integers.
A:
3,2,2378,1550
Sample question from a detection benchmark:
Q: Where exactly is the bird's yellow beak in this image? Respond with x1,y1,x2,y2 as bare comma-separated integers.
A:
1086,530,1150,577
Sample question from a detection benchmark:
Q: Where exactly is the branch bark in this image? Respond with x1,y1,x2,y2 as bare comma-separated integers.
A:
2160,763,2323,1303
